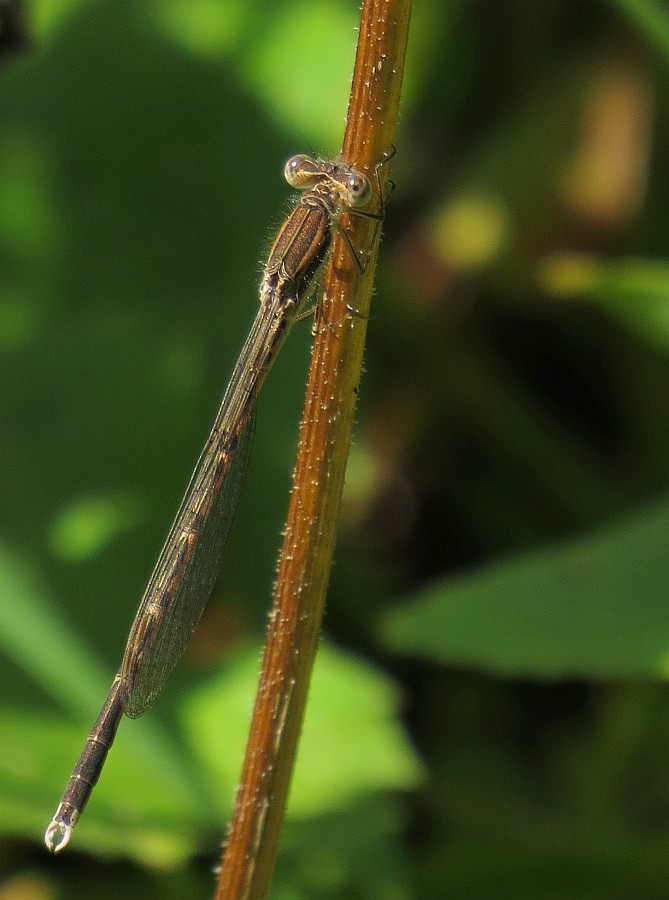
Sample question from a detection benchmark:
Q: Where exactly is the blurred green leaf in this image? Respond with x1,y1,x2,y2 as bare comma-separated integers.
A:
149,0,244,57
49,491,144,561
32,0,90,38
182,643,423,817
150,0,358,149
0,133,60,257
382,496,669,679
0,542,213,862
240,0,358,149
0,708,209,865
542,254,669,352
0,536,418,862
608,0,669,60
275,796,411,900
5,0,669,896
0,541,108,712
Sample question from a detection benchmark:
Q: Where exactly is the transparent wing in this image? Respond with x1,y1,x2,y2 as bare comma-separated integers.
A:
122,408,255,718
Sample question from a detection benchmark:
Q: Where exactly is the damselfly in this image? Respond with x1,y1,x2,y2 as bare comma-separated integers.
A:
45,153,380,853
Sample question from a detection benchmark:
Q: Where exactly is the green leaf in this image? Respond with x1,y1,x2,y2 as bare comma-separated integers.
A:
0,543,216,862
0,535,419,860
381,496,669,679
182,643,424,817
275,796,412,900
240,0,358,149
49,491,144,562
541,255,669,352
607,0,669,61
0,707,211,865
150,0,358,150
0,541,109,713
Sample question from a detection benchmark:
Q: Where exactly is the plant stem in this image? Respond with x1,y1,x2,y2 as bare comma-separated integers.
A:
215,1,411,896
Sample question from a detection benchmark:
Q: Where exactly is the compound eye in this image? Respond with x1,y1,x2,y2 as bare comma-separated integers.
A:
345,171,372,208
284,154,320,190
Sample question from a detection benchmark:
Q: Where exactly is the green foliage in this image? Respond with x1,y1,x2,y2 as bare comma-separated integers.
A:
182,645,422,817
4,0,669,897
383,497,669,678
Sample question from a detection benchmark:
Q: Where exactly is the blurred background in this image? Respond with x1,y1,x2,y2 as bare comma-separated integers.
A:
2,0,669,897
